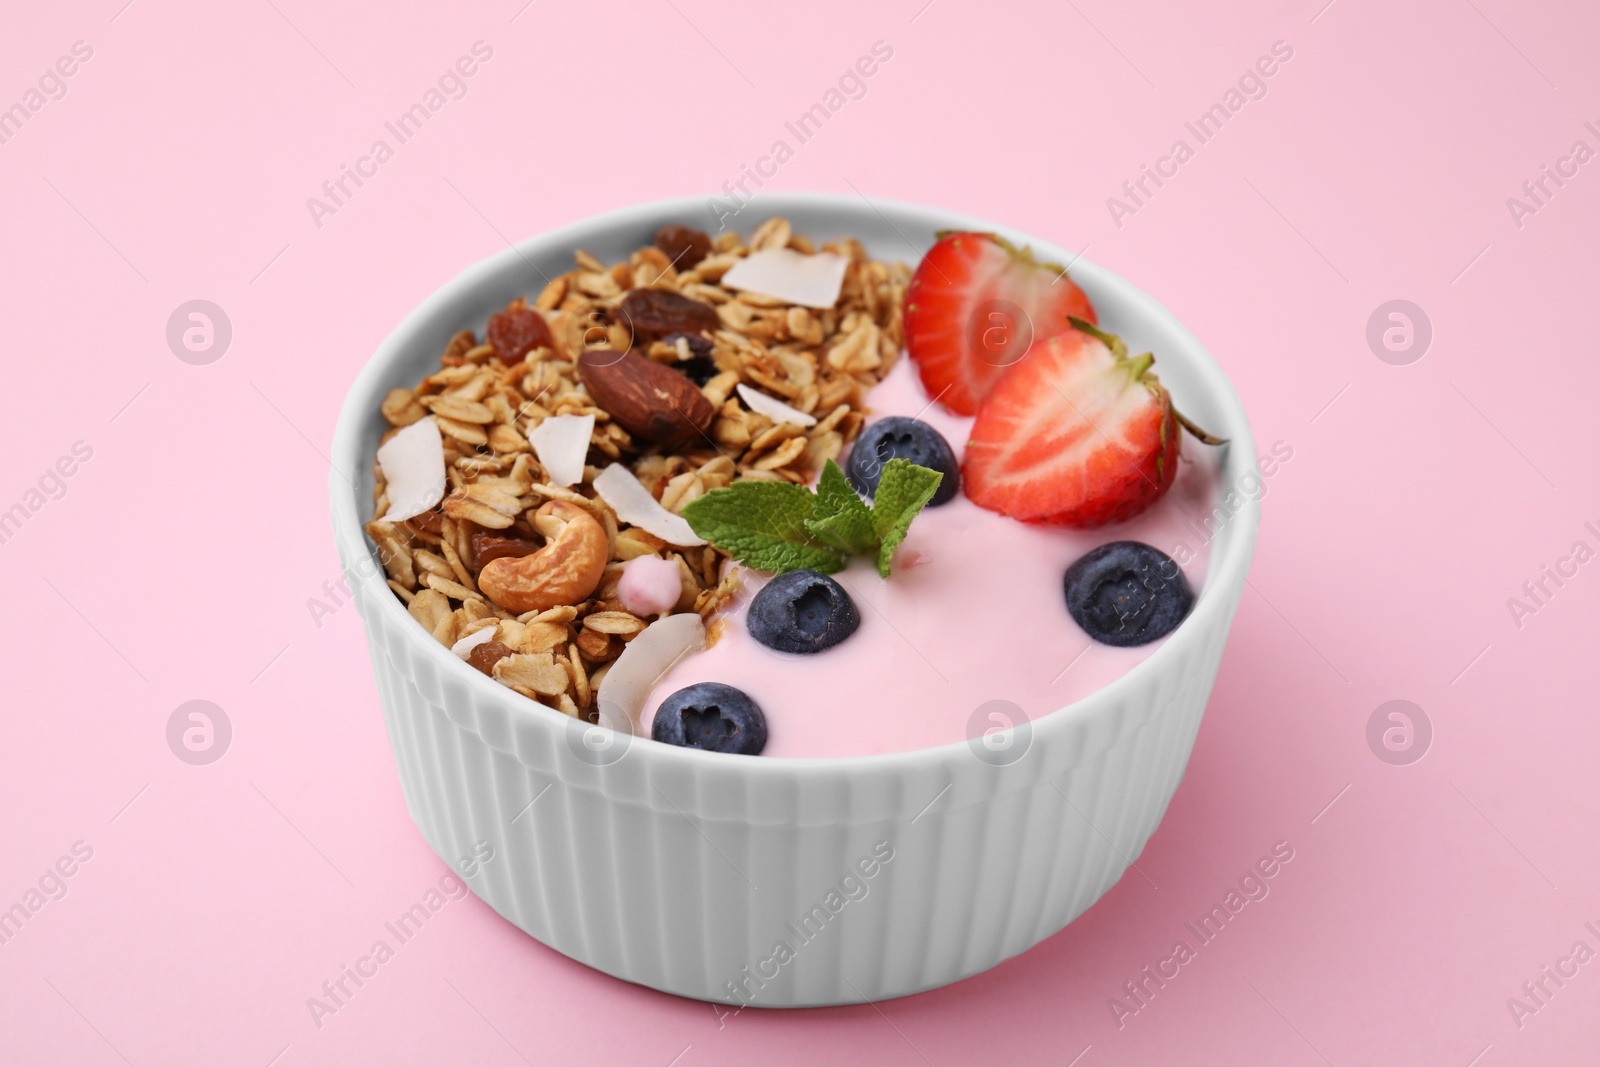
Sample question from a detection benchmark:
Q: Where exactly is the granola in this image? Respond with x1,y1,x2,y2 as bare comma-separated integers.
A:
367,219,909,719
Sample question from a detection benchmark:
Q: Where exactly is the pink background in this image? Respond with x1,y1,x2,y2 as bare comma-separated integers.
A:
3,0,1598,1063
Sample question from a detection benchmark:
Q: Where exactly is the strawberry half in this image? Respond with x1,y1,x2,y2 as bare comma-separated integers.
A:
904,232,1096,416
963,320,1222,528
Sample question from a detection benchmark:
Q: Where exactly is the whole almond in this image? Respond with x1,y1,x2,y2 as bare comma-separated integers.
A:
578,349,714,449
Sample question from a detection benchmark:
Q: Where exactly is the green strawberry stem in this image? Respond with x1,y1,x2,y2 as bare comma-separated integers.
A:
1174,410,1227,446
1069,316,1227,445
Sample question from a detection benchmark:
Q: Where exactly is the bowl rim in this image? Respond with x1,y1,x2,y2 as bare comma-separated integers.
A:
330,192,1259,775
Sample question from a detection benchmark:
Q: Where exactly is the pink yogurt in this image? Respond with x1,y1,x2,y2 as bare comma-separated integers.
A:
644,357,1220,759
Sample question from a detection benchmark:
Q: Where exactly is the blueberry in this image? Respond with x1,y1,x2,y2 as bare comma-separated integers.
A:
652,682,767,755
845,416,960,506
748,569,860,654
1063,541,1194,647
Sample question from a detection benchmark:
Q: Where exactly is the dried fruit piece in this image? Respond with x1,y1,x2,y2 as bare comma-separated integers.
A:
487,306,554,364
653,225,713,269
578,349,714,448
451,624,499,659
618,289,720,345
470,531,543,568
466,639,516,676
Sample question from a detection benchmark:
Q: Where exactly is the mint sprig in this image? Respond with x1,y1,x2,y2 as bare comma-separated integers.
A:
806,461,880,557
868,460,942,576
682,459,942,578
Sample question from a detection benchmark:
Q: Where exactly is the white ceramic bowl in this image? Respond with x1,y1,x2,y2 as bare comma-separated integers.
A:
330,194,1259,1007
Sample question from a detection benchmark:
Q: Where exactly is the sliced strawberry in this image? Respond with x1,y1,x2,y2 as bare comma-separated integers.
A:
963,321,1218,528
904,232,1096,416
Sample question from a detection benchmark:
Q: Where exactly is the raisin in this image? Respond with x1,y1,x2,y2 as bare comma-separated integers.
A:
487,306,554,364
654,225,713,270
466,639,516,676
471,531,543,569
619,289,720,345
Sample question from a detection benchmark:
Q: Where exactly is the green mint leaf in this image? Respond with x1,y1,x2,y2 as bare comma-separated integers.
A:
804,460,878,556
869,459,943,578
681,480,848,574
681,459,943,578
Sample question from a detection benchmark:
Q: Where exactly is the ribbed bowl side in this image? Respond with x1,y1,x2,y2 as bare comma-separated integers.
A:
350,553,1242,1006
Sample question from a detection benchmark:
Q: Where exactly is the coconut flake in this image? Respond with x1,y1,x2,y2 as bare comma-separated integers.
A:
593,464,704,546
450,624,499,660
596,613,705,733
528,413,594,488
376,416,446,522
736,383,817,427
721,248,849,309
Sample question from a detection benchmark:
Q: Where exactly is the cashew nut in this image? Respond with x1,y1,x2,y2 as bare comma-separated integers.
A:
478,500,607,613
